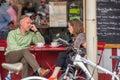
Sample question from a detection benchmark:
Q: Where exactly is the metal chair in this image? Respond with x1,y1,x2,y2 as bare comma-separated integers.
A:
97,42,106,65
0,40,23,80
2,63,23,80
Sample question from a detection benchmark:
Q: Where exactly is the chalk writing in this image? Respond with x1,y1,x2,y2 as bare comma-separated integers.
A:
97,0,120,44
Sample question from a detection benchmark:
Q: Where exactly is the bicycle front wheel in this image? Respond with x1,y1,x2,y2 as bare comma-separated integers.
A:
58,72,74,80
21,76,48,80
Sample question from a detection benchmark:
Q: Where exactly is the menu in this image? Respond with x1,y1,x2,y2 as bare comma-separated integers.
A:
97,0,120,44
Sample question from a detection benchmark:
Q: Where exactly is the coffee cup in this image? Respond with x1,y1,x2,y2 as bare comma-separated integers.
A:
51,42,59,47
36,42,45,47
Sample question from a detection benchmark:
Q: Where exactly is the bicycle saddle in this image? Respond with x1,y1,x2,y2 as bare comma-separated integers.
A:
110,56,120,60
2,62,23,73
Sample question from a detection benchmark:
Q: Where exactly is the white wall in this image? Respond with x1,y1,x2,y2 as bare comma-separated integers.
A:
99,49,112,73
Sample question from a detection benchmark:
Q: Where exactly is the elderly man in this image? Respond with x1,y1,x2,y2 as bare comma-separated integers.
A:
5,15,49,78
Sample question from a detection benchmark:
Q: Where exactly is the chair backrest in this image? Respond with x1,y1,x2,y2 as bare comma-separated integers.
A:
98,42,106,51
97,42,106,65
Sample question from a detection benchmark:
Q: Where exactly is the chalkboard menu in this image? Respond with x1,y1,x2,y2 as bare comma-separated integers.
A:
97,0,120,46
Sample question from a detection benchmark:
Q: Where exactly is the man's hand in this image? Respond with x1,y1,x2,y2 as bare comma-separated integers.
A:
82,42,87,48
30,24,38,32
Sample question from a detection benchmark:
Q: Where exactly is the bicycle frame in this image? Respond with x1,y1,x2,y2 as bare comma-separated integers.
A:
21,76,48,80
73,50,119,80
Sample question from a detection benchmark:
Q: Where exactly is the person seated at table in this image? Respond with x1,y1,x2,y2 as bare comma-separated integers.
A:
38,0,49,25
5,15,50,78
48,19,86,80
21,1,36,15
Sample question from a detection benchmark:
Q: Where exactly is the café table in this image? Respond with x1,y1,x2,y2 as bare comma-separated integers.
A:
29,44,67,76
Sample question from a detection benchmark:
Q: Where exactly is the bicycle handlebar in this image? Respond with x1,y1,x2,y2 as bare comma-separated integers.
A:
110,56,120,60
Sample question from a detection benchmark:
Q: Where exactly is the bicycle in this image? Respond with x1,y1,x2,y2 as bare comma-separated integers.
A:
59,48,120,80
57,38,119,80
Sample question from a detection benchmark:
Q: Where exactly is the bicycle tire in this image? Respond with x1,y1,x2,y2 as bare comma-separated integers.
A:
58,72,74,80
59,72,87,80
21,76,48,80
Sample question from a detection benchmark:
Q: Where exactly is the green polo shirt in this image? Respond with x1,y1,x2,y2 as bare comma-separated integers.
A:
5,28,45,55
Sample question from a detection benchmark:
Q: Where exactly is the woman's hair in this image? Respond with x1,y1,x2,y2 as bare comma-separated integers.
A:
25,1,32,7
68,19,83,35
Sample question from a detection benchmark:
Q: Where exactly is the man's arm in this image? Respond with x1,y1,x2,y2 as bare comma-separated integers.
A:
30,24,45,44
32,32,45,44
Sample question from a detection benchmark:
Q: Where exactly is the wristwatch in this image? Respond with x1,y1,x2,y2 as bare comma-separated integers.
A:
34,30,39,33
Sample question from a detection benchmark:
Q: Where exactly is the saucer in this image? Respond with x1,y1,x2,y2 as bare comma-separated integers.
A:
50,45,59,47
36,45,45,48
